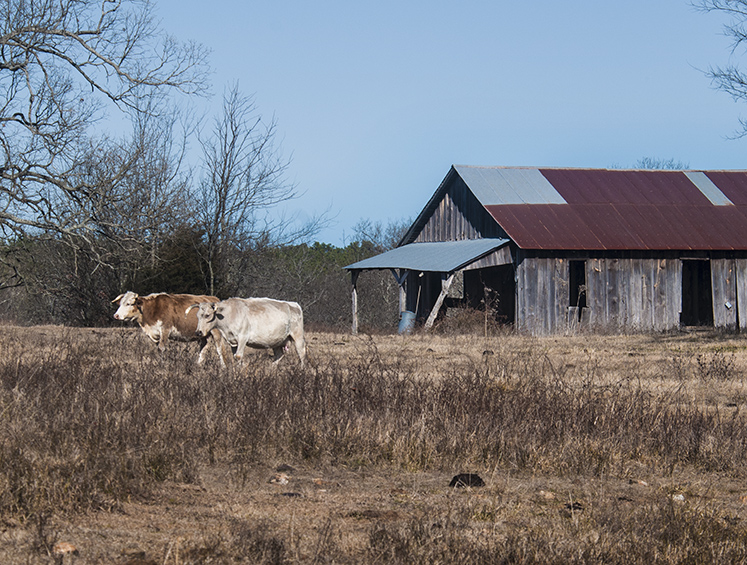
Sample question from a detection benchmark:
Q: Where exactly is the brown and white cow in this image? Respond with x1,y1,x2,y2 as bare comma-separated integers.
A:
187,297,306,366
112,291,227,364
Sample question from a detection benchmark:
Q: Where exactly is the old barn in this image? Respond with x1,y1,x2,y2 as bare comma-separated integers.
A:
345,165,747,335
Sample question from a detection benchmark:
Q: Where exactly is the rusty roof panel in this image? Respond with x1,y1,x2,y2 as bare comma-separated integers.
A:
485,202,747,250
617,171,659,204
662,206,709,249
532,206,595,249
486,206,541,248
612,204,672,248
515,206,596,249
539,169,712,206
451,167,747,250
705,171,747,205
573,205,628,249
708,205,747,244
538,169,597,203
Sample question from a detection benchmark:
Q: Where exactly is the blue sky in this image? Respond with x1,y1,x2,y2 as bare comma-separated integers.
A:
155,0,747,245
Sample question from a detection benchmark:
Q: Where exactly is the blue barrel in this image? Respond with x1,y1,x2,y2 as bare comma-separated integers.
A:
398,311,416,334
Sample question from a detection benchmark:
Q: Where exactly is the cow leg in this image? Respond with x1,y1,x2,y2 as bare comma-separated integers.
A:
234,340,249,363
271,345,286,364
193,331,229,367
157,328,166,353
293,336,306,367
287,330,306,366
209,330,228,368
196,336,209,364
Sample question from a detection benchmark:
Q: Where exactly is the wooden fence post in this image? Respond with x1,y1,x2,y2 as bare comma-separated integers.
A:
351,270,360,335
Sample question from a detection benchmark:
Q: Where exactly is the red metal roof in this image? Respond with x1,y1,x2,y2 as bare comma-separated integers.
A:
477,168,747,250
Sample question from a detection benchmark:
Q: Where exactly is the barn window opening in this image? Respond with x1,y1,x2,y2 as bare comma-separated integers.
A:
681,259,713,327
569,260,587,321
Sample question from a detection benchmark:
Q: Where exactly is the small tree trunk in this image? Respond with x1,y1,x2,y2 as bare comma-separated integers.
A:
208,260,215,297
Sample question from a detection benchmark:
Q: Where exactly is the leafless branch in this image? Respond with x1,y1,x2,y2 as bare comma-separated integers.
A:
0,0,209,262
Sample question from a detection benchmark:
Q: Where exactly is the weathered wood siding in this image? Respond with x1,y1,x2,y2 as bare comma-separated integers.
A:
516,258,569,334
463,244,514,270
738,259,747,330
711,258,738,329
517,257,684,334
414,177,507,242
589,258,681,331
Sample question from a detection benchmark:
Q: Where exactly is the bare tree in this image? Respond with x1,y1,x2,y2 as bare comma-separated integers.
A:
2,106,200,322
72,106,197,286
634,157,690,170
697,0,747,135
351,218,412,252
0,0,208,276
195,84,322,296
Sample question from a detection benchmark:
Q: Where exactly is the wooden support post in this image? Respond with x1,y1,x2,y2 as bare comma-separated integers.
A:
351,270,360,335
390,268,408,315
424,273,455,330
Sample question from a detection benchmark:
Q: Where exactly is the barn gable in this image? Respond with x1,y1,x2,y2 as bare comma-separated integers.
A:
402,168,509,244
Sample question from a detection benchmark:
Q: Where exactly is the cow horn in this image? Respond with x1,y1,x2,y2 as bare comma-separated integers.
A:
112,294,125,304
185,303,200,316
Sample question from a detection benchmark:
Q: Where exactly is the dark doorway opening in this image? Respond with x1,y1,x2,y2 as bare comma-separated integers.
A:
463,265,516,325
681,260,713,327
569,260,587,321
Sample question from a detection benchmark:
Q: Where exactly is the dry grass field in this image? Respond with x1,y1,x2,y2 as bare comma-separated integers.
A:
3,325,747,563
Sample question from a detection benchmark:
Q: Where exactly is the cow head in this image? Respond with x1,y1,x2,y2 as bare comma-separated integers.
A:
112,291,143,322
187,301,223,337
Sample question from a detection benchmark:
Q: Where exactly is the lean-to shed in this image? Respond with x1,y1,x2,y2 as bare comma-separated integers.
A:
345,165,747,335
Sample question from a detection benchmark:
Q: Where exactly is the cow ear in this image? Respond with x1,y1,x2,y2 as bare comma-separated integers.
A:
215,304,224,319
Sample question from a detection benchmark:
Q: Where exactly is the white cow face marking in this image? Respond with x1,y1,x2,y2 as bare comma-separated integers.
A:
113,291,142,322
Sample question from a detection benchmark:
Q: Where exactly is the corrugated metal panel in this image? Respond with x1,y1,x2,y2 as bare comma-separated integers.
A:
345,238,509,272
456,167,522,204
704,171,747,205
540,169,713,205
623,204,693,248
684,172,733,206
454,165,566,205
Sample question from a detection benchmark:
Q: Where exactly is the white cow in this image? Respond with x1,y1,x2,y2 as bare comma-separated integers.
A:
187,297,306,366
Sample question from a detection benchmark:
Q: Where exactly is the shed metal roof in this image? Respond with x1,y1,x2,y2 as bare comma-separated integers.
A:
345,238,509,272
451,166,747,250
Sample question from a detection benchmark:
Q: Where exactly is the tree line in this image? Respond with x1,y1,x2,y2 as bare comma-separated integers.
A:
0,217,410,331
